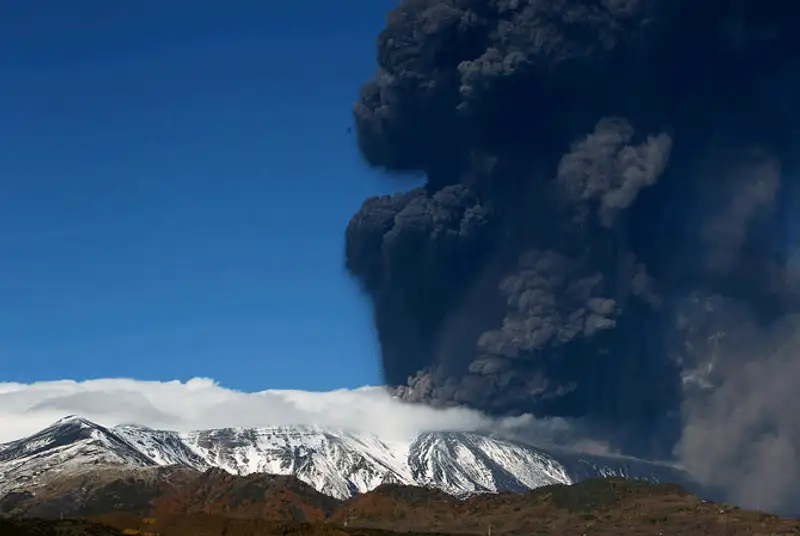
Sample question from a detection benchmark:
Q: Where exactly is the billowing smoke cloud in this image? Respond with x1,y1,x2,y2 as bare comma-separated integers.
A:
676,311,800,512
345,0,800,512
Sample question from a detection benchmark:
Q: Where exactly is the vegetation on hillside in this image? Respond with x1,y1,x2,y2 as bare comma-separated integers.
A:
3,475,798,535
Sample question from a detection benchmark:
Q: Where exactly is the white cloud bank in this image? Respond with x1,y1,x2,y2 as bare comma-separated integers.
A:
0,377,547,444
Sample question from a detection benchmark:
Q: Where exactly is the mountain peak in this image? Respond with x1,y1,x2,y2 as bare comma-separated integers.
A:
49,414,97,428
0,421,695,503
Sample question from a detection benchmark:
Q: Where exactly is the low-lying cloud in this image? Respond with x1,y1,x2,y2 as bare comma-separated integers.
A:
0,377,552,445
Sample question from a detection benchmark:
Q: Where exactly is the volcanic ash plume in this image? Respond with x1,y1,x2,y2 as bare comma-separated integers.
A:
344,0,800,511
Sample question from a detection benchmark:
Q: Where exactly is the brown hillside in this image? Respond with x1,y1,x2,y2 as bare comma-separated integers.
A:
1,466,338,523
0,515,450,536
4,474,800,535
149,467,339,522
0,517,124,535
93,513,455,536
332,478,800,536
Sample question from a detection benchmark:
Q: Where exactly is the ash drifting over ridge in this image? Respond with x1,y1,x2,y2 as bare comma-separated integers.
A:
344,0,800,511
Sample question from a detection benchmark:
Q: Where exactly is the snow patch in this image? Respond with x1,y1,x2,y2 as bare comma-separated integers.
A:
0,417,691,501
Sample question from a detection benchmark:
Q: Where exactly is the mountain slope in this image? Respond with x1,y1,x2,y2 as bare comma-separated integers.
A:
0,416,692,501
2,477,797,536
0,517,125,536
0,417,157,488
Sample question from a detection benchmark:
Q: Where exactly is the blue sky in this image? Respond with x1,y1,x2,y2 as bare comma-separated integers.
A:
0,1,413,391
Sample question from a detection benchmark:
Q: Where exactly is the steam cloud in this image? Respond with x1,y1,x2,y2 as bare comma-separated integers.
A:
345,0,800,512
0,378,538,444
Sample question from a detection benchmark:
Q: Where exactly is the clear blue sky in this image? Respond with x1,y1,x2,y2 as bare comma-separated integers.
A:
0,1,412,391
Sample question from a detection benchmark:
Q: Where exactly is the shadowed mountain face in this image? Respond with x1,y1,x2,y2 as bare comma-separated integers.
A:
344,0,800,464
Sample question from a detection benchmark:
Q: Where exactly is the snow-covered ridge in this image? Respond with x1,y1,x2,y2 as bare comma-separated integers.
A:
0,416,692,500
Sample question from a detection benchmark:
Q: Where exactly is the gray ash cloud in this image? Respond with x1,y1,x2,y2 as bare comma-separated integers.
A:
343,0,800,511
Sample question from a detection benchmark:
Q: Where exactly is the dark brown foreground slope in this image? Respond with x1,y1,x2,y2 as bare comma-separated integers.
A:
333,478,800,535
0,517,124,536
4,472,800,535
1,467,339,522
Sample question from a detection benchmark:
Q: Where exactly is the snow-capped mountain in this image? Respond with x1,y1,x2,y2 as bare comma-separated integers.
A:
0,416,692,500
